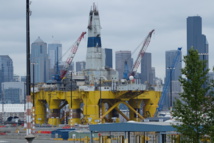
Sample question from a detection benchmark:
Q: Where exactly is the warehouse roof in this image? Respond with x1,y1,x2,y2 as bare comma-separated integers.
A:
0,104,25,112
89,122,177,132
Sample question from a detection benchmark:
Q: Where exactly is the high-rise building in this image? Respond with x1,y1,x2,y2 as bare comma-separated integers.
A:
48,42,62,80
76,61,86,72
104,48,112,68
208,72,214,93
4,88,21,103
48,42,62,69
172,80,182,102
13,74,20,82
2,82,25,104
165,49,182,109
31,37,50,83
20,76,26,82
151,67,156,85
115,51,133,79
141,52,153,84
0,55,13,99
165,50,182,81
187,16,209,69
0,56,13,83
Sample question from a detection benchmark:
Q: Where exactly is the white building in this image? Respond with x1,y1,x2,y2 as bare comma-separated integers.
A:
0,104,25,121
2,82,25,103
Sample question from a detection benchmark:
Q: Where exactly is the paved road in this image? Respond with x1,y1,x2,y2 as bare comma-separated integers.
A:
0,139,84,143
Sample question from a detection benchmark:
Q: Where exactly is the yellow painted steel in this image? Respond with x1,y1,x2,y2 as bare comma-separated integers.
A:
32,89,160,126
140,91,160,117
100,101,121,120
34,94,46,124
48,117,60,126
128,99,143,121
111,106,129,121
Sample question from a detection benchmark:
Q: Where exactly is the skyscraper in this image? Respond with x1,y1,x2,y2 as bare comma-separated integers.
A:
48,42,62,69
104,48,113,68
165,49,182,108
187,16,209,69
165,50,182,81
76,61,86,72
151,67,156,85
0,55,13,98
48,42,62,80
208,72,214,93
2,82,25,103
31,37,50,83
141,52,152,84
115,51,133,79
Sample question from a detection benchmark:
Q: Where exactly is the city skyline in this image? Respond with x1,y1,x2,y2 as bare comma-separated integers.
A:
1,1,214,80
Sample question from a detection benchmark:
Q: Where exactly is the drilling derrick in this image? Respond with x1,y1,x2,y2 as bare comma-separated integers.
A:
33,3,161,126
84,3,118,84
86,4,103,70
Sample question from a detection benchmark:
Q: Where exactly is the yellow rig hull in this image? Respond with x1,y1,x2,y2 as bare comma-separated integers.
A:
32,89,161,126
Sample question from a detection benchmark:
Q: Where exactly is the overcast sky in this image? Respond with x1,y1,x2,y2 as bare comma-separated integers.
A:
0,0,214,80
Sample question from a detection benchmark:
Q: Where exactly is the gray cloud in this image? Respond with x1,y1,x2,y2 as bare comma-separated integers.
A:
0,0,214,80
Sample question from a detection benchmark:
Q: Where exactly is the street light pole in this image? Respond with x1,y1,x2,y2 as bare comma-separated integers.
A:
26,0,30,97
25,0,35,142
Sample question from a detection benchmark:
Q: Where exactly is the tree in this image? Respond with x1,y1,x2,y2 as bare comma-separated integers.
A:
172,48,214,142
203,72,214,142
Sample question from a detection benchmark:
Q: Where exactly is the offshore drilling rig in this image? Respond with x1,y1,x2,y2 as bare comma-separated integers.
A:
32,4,161,126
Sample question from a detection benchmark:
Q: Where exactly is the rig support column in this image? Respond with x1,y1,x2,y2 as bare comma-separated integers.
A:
82,91,100,124
35,99,46,125
48,100,61,126
128,99,142,121
70,99,81,125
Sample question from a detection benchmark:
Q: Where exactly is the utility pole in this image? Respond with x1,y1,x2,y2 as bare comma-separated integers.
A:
25,0,35,142
26,0,30,99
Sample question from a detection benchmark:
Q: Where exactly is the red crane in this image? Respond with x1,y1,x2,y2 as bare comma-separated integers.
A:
60,32,86,80
130,29,155,77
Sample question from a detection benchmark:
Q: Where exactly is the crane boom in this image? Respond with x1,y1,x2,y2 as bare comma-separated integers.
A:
131,29,155,76
60,32,86,79
157,47,182,113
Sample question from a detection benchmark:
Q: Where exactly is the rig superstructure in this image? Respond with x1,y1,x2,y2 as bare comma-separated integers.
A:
32,4,161,126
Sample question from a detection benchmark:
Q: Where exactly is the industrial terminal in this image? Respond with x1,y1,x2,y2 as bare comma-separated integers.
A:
0,3,179,143
0,1,212,143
